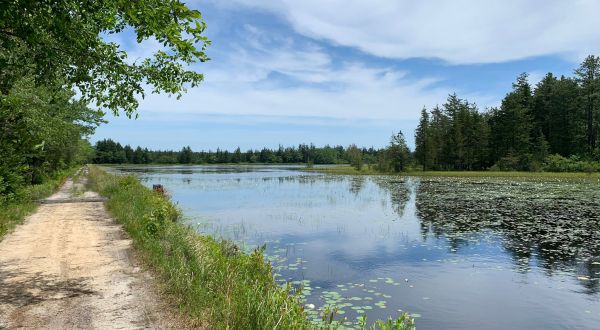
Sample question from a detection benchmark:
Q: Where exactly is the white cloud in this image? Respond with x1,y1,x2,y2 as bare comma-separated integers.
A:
139,68,449,121
212,0,600,64
137,25,451,121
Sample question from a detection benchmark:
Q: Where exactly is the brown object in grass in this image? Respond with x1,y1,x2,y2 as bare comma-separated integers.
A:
153,184,166,195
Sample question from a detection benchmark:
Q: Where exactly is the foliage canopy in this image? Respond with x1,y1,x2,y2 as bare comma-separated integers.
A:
1,0,210,116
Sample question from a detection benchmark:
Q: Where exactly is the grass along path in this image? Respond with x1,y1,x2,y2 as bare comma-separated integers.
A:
87,165,314,329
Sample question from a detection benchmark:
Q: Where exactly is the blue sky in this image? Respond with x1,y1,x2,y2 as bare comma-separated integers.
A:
92,0,599,150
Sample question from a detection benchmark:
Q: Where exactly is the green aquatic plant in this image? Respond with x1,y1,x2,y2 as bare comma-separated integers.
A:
358,313,416,330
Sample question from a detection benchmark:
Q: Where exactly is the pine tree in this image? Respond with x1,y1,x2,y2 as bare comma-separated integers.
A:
415,108,432,170
178,146,193,164
490,73,534,163
574,55,600,155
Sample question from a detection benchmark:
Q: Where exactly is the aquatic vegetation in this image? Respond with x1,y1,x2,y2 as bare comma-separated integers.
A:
415,176,600,293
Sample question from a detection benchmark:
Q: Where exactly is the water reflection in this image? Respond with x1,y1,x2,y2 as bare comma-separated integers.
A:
109,165,600,329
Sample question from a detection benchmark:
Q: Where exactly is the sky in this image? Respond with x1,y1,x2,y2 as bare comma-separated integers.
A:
92,0,600,150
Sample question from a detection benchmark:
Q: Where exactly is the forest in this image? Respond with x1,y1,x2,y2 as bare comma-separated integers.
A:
414,56,600,172
91,124,414,170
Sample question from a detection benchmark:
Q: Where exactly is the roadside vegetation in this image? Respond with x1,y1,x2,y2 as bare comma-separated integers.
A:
1,1,209,237
87,165,415,330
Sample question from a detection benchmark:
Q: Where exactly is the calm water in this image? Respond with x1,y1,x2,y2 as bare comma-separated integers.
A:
110,165,600,329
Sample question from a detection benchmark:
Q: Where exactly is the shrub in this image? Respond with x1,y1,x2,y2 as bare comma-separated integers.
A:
543,154,600,172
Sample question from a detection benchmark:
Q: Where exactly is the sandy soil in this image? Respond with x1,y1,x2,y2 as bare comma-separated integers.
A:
0,174,177,329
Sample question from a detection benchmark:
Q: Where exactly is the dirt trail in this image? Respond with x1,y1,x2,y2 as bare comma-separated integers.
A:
0,171,174,329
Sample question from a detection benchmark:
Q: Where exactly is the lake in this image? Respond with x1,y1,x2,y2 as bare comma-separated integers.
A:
109,165,600,329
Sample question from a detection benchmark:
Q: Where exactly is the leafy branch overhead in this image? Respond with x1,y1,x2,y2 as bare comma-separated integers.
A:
0,0,210,116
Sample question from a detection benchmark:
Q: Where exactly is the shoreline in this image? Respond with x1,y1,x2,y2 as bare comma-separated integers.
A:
304,165,600,179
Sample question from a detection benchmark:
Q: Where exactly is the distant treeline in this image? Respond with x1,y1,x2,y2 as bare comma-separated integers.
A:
93,132,413,172
414,55,600,172
93,139,383,165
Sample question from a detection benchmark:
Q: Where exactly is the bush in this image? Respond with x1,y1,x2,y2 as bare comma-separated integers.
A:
543,154,600,172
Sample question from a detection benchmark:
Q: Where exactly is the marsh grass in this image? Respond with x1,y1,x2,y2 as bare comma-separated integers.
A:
0,167,76,240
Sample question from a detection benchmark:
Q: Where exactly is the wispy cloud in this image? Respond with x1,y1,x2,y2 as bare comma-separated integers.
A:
214,0,600,64
138,24,451,121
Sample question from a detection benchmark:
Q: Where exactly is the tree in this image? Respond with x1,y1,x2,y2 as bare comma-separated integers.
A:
1,0,210,116
346,144,363,171
124,145,134,163
489,73,533,166
533,129,550,163
178,146,193,164
388,131,411,172
1,78,103,196
574,55,600,155
232,147,242,163
415,108,433,170
532,74,581,156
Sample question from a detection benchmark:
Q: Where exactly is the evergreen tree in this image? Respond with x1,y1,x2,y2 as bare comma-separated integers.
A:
574,55,600,155
178,146,194,164
415,108,433,170
489,73,533,165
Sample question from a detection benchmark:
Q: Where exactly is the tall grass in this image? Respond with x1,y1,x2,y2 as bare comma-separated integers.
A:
0,167,77,240
87,166,313,329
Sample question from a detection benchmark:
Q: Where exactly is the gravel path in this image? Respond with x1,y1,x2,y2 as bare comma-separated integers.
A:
0,174,173,329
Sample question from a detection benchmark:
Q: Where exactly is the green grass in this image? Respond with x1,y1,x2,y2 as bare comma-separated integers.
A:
87,165,416,330
307,165,600,179
0,167,77,240
87,165,313,329
306,166,381,176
